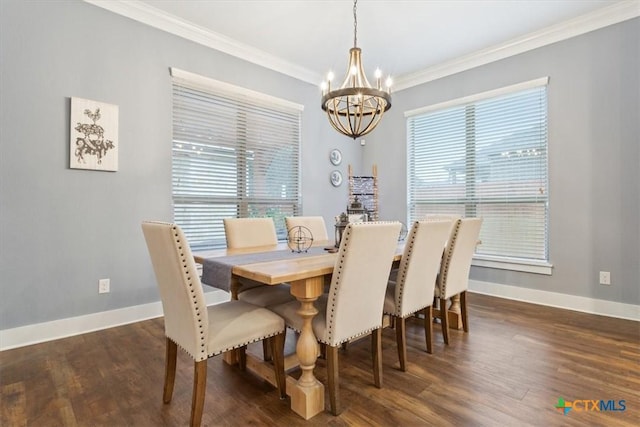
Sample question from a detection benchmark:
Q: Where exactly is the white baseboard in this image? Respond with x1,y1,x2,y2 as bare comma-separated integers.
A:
2,283,638,351
0,290,229,351
469,280,640,321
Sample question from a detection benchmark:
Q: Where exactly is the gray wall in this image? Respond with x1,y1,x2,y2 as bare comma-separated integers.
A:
0,0,360,330
366,18,640,304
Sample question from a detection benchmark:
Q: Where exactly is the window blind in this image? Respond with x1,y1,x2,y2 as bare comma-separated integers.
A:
172,70,302,250
407,80,549,262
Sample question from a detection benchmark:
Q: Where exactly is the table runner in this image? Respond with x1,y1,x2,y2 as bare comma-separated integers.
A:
201,246,331,291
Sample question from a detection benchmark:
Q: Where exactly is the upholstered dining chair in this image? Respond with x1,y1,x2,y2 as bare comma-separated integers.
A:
271,221,402,415
223,217,278,249
222,217,295,307
141,221,286,427
223,217,296,361
383,219,454,370
435,217,483,344
387,214,460,283
284,215,329,241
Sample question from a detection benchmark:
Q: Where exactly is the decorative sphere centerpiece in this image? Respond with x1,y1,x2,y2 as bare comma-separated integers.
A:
287,226,314,253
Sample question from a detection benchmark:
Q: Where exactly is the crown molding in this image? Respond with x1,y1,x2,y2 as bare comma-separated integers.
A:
394,1,640,91
83,0,322,85
84,1,638,91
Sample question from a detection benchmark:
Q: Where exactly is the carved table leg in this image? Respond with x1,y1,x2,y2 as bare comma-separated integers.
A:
287,277,325,420
433,296,463,330
448,295,464,330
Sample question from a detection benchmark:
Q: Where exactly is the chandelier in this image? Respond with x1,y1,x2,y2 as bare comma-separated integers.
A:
321,0,392,140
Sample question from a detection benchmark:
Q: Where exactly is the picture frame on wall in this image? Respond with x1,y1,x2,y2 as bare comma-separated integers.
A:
70,97,119,171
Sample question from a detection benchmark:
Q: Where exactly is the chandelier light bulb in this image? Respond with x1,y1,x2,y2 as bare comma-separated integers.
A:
327,71,334,81
375,68,382,89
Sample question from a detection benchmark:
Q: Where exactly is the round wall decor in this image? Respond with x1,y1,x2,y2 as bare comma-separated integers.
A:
329,149,342,166
330,170,343,187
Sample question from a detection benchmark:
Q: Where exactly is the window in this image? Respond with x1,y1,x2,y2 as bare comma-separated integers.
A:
171,68,303,250
406,78,550,273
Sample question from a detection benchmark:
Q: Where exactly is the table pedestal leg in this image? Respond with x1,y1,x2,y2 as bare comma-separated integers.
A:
288,277,325,420
433,296,463,330
448,295,464,330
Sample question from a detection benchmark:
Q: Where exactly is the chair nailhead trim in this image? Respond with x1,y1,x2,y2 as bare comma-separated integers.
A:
396,221,418,309
439,219,461,298
327,225,352,342
208,329,285,357
172,225,207,359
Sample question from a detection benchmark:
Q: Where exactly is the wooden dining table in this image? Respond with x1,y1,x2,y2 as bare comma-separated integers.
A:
193,241,400,419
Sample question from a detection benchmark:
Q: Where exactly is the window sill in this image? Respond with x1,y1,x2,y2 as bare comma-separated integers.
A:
472,255,553,275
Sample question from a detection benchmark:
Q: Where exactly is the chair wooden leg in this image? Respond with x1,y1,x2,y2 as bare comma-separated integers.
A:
440,297,450,345
395,317,407,372
238,346,247,371
190,360,207,427
163,338,178,403
372,328,383,388
326,345,341,415
262,340,273,362
460,291,469,333
424,306,433,354
270,333,287,399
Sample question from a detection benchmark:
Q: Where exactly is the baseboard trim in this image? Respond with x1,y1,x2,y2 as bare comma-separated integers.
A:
469,280,640,322
0,290,229,351
3,283,637,351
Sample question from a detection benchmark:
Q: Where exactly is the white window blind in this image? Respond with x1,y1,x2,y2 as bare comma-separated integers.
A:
171,69,302,250
407,79,549,263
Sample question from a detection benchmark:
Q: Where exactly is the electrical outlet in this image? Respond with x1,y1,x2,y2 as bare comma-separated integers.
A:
599,271,611,286
99,278,110,293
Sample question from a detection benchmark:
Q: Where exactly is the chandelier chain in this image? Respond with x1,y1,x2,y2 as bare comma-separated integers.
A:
353,0,358,47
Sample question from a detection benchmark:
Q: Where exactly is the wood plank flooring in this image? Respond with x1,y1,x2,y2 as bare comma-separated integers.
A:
1,293,639,426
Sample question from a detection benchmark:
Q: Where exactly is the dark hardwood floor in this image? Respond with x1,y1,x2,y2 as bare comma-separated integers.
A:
1,293,639,426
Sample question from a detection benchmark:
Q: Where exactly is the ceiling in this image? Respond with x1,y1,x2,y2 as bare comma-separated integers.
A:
91,0,635,89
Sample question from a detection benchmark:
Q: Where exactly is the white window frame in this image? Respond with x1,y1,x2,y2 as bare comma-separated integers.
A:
406,78,552,275
171,68,303,250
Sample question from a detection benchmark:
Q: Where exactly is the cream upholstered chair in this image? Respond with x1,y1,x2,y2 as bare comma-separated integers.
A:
387,215,460,282
223,217,278,249
284,216,329,242
141,221,286,427
435,217,483,344
383,220,454,370
271,221,402,415
222,217,294,307
223,217,295,361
